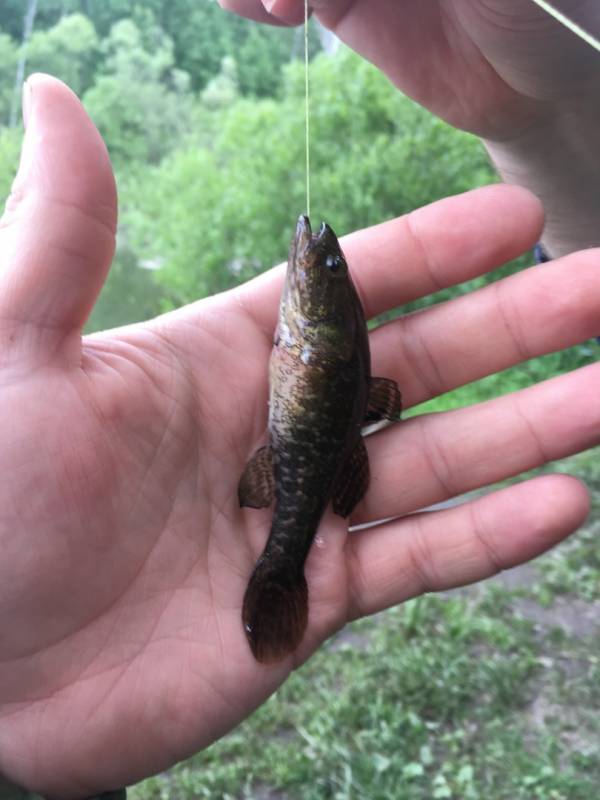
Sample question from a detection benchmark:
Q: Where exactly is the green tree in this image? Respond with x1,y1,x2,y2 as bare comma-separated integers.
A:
7,0,38,127
0,1,322,103
24,13,98,97
123,145,229,300
83,16,192,167
86,245,166,333
235,22,316,97
75,0,137,38
0,0,70,41
123,49,494,303
165,1,320,96
162,0,239,91
0,33,18,124
201,55,238,110
0,124,21,203
119,0,320,95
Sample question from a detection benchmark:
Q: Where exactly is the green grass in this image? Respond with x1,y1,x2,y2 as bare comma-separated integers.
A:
128,356,600,800
534,518,600,603
129,436,600,799
531,448,600,604
132,585,600,800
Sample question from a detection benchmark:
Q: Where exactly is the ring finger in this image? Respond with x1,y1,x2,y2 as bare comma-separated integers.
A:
354,362,600,525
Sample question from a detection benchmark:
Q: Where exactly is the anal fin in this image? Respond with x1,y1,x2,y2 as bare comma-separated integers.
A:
364,376,402,424
332,438,370,518
239,445,274,508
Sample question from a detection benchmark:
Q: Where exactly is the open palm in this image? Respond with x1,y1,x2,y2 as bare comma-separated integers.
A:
1,76,599,799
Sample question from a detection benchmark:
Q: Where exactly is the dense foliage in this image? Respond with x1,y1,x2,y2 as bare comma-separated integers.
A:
0,0,593,376
123,49,494,303
0,0,498,329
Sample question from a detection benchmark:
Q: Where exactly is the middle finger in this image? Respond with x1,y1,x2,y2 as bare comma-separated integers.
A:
354,361,600,525
370,247,600,408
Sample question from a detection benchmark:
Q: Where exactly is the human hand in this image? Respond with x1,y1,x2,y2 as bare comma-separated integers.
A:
220,1,600,256
1,75,599,799
220,0,599,138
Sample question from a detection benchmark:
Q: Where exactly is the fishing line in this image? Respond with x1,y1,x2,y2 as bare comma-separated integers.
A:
301,1,598,221
529,0,600,52
299,1,598,220
304,0,311,217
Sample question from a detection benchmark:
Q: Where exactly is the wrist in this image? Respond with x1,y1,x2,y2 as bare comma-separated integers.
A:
483,101,600,258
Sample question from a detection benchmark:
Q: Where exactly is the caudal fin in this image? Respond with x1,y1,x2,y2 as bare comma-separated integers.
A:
242,557,308,663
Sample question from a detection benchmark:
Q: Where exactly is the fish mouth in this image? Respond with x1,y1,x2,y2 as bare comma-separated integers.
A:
287,215,346,322
294,214,312,258
293,215,337,263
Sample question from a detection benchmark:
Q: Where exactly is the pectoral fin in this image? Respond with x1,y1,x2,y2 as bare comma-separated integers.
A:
239,445,274,508
332,438,370,518
364,376,402,423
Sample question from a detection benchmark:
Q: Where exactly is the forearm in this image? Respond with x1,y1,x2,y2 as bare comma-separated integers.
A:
483,103,600,258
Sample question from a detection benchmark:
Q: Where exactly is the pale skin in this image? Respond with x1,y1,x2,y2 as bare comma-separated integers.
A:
220,0,600,257
1,67,600,799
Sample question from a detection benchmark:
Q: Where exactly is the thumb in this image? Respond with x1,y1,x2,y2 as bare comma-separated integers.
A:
0,74,117,366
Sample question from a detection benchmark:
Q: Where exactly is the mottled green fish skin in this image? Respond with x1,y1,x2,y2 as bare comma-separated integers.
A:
242,215,370,662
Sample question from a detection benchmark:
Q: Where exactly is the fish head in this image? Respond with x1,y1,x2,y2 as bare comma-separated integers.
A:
284,215,356,324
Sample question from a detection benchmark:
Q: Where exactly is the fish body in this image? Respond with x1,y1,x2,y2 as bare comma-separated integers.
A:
239,216,401,662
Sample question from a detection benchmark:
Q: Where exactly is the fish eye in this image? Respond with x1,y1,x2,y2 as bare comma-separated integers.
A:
325,254,343,273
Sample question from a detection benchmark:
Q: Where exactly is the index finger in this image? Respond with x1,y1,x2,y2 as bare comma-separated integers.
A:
235,184,543,335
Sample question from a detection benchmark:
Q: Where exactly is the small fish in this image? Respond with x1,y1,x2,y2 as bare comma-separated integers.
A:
239,215,401,662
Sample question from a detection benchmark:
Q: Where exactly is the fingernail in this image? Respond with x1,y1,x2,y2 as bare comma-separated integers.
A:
22,78,33,128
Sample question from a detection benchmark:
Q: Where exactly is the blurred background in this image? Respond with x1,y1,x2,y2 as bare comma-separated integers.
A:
0,1,598,798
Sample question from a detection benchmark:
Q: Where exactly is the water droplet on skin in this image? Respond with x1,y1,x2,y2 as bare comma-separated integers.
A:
315,535,325,549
